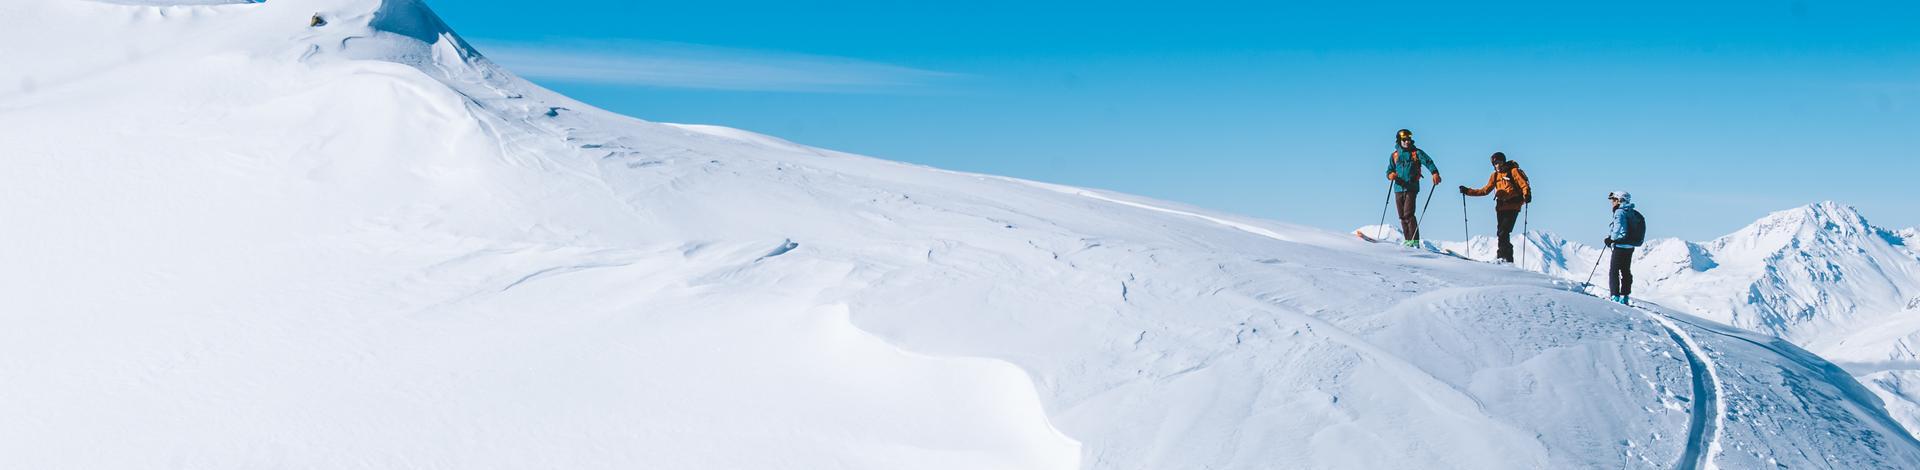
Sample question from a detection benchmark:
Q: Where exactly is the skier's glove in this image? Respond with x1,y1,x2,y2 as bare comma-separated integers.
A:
1457,185,1469,194
1604,238,1616,247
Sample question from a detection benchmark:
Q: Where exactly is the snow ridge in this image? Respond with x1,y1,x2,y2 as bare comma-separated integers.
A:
4,0,1919,468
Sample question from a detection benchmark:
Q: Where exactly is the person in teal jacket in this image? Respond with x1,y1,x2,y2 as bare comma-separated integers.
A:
1386,129,1441,246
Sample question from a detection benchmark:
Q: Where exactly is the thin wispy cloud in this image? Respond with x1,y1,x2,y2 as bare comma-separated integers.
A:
474,39,960,94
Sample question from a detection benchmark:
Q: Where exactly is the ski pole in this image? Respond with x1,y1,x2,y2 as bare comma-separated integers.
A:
1585,246,1607,286
1461,192,1470,246
1521,203,1530,269
1376,181,1393,240
1417,183,1438,241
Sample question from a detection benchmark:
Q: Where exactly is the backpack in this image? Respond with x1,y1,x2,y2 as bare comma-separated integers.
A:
1392,149,1424,187
1498,161,1525,201
1620,208,1647,246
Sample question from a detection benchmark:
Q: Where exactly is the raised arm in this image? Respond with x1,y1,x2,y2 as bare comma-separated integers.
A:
1461,172,1497,197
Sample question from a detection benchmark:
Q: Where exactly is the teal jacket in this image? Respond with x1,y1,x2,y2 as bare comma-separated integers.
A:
1386,146,1439,193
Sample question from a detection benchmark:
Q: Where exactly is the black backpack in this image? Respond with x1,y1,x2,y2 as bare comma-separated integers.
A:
1620,208,1647,246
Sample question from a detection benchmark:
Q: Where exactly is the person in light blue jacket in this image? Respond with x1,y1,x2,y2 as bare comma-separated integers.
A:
1603,191,1646,304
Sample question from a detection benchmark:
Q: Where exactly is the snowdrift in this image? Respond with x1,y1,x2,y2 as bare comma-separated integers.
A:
2,0,1916,468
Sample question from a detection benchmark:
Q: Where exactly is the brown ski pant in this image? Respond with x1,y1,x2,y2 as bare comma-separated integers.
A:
1396,191,1420,241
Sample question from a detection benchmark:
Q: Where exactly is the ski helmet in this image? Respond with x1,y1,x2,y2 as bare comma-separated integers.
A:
1396,129,1413,141
1608,191,1631,202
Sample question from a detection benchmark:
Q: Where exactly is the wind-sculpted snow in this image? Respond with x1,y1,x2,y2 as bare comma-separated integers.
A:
2,0,1917,468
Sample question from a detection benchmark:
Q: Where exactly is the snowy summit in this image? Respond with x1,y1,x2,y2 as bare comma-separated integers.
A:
1,0,1916,469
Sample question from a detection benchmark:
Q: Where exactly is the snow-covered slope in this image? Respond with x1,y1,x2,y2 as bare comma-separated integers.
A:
3,1,1916,468
1423,202,1920,437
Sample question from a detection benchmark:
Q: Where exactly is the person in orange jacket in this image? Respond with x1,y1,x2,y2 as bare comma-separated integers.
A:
1458,152,1532,263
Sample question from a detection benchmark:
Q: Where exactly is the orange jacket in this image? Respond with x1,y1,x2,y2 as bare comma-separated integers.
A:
1463,161,1532,211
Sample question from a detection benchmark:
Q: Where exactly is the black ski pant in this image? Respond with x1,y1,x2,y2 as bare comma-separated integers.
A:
1495,210,1520,263
1609,247,1634,297
1395,190,1420,241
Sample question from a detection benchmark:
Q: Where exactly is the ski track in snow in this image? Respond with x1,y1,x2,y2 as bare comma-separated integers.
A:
1639,306,1724,470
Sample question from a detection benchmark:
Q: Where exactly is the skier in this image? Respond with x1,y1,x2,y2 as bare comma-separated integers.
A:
1386,129,1440,247
1458,152,1531,263
1603,191,1645,304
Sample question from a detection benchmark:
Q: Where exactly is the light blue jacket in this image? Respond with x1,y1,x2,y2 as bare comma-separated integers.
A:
1609,201,1639,249
1386,146,1439,194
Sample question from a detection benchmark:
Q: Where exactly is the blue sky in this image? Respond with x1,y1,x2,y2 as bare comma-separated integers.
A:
432,0,1920,240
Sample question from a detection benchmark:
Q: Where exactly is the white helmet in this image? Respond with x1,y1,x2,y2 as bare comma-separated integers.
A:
1608,191,1631,202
